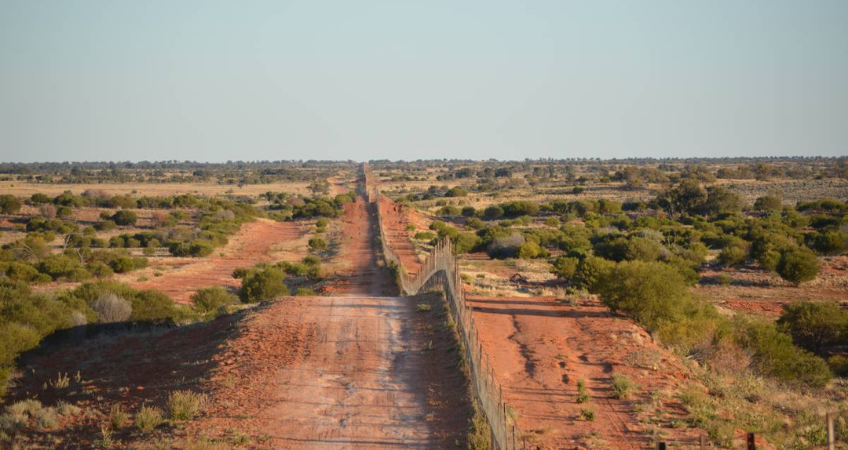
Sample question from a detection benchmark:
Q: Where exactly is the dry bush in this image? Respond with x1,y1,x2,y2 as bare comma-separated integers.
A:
151,210,169,227
39,203,57,219
167,390,208,421
91,293,132,323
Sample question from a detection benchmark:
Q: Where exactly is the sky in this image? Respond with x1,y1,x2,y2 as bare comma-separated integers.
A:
1,1,847,163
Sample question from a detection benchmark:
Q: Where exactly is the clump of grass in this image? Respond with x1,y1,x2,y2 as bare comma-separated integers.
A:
135,405,164,433
167,390,208,421
49,372,71,389
109,404,129,430
417,303,432,312
611,373,637,399
97,424,114,448
579,407,595,421
57,401,83,417
466,411,492,450
34,407,59,430
6,399,43,418
576,379,590,403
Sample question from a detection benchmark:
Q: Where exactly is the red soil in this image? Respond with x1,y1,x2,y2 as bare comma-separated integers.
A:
467,295,706,449
128,219,307,303
378,195,422,274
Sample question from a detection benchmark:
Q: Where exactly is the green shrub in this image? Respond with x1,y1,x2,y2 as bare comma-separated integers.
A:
112,210,138,226
611,373,636,399
239,267,287,302
0,195,22,214
595,260,691,332
414,231,436,241
517,241,546,259
293,288,315,296
575,256,615,291
579,408,595,421
550,256,580,281
735,317,832,388
191,287,239,314
776,248,820,285
777,301,848,351
308,237,327,250
576,379,590,403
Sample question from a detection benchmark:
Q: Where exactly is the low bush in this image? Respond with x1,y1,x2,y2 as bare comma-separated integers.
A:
91,293,132,323
777,301,848,351
112,210,138,226
776,248,820,285
239,267,287,303
308,237,327,250
191,287,239,314
611,373,636,399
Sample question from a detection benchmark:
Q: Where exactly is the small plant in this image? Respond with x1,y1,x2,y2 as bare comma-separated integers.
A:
579,407,595,421
34,407,59,430
611,373,636,399
167,390,208,421
98,424,114,448
135,405,164,433
57,401,82,416
50,372,71,389
417,303,432,312
74,371,82,383
109,404,128,430
576,379,590,403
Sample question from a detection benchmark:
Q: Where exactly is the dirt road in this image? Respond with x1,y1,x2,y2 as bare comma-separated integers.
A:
193,195,467,449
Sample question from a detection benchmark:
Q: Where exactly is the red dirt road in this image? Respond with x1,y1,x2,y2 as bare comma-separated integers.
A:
128,219,308,303
191,193,468,449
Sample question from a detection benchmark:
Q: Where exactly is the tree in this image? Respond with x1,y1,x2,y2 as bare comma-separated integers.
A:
656,179,707,218
0,195,22,214
551,256,580,281
700,186,743,216
776,248,819,286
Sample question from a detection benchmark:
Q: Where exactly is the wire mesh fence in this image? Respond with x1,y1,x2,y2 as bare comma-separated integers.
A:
372,184,526,450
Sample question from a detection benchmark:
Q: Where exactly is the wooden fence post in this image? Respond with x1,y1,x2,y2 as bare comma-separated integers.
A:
746,432,755,450
827,412,835,450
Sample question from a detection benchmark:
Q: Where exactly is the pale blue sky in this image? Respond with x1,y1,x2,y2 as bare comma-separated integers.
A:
1,1,846,162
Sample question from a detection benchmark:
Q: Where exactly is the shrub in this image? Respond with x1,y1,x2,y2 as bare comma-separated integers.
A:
735,317,832,388
777,301,848,351
239,267,287,302
487,233,524,259
483,205,504,219
551,256,580,281
576,379,590,403
191,287,238,314
167,390,207,421
0,195,22,214
575,256,615,292
595,261,691,331
414,231,436,241
579,408,595,421
517,241,545,259
461,206,477,217
109,404,129,430
135,405,164,432
812,230,847,255
294,288,315,296
445,186,468,197
718,240,749,266
112,210,138,226
91,293,132,323
754,195,783,212
611,373,636,399
776,248,820,285
308,237,327,250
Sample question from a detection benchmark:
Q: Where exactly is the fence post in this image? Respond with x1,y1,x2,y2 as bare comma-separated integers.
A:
656,443,666,450
827,412,835,450
746,432,755,450
699,434,706,450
